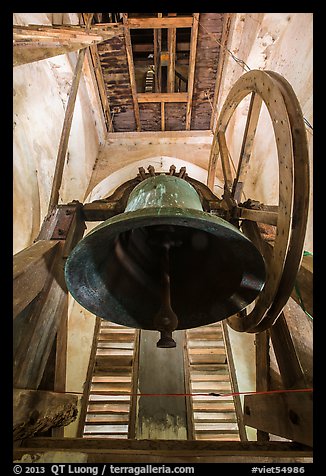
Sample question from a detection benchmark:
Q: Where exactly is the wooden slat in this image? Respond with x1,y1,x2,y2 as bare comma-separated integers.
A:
243,391,313,447
84,424,128,434
13,240,60,319
186,13,199,130
87,404,130,414
124,17,193,29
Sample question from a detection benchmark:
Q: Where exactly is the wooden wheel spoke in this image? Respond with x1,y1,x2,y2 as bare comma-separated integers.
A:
232,93,262,202
217,131,233,193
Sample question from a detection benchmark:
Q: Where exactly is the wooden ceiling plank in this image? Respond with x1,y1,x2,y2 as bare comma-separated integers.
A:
185,13,200,130
123,14,141,132
124,17,193,29
137,92,187,103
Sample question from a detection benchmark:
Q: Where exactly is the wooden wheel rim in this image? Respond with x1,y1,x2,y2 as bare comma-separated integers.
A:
212,70,309,332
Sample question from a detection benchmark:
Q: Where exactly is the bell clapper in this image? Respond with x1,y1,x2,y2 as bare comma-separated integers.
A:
153,243,179,348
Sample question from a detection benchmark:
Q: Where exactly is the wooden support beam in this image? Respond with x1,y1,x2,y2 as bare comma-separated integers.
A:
270,313,307,389
217,130,233,191
89,46,113,131
13,240,60,319
16,438,312,463
123,14,141,132
161,102,165,131
48,48,86,213
255,331,271,441
124,17,193,29
13,389,78,441
52,298,69,437
13,24,122,66
77,317,101,437
137,92,187,103
243,391,313,447
128,330,140,439
221,321,248,441
154,14,162,93
186,13,199,130
237,207,278,226
167,26,176,93
292,253,313,317
13,204,86,390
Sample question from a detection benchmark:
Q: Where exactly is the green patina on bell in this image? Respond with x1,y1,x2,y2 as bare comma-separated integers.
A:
65,174,265,346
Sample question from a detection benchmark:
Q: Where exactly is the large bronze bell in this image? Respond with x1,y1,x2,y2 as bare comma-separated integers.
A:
65,174,266,347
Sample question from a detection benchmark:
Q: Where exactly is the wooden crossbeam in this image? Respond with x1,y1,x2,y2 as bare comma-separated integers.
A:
137,92,187,103
17,438,312,463
124,17,193,29
13,24,121,66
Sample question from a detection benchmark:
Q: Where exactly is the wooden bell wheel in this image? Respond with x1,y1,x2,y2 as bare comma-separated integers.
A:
210,70,310,333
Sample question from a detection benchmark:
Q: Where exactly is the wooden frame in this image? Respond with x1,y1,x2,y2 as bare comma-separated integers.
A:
208,70,310,333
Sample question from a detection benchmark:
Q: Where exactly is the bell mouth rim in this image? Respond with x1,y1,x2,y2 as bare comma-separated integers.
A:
64,206,266,330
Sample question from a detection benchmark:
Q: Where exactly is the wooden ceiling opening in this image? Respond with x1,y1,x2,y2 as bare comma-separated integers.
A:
94,13,225,133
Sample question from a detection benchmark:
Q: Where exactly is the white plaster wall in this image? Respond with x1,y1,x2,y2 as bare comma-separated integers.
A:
86,130,220,198
213,13,313,251
13,14,106,254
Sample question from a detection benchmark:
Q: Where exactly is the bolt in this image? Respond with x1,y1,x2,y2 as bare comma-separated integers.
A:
58,228,64,235
65,209,72,215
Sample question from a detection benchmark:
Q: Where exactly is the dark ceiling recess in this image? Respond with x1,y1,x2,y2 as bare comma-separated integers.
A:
96,13,224,132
